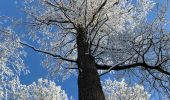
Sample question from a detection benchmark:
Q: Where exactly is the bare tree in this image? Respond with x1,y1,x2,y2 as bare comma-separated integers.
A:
20,0,170,99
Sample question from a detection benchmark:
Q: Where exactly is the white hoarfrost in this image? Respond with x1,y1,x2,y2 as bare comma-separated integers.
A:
0,17,68,100
8,78,68,100
0,17,27,100
102,79,150,100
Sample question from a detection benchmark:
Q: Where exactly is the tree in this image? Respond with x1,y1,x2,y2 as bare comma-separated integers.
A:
0,18,68,99
102,79,150,100
19,0,170,99
0,4,151,100
7,78,68,100
1,0,170,99
0,17,27,100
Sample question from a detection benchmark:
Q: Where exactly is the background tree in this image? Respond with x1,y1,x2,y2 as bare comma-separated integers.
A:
8,78,68,100
20,0,170,99
102,79,150,100
0,17,68,100
0,16,27,100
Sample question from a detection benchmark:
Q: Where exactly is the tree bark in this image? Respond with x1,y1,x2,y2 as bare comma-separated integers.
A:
76,25,105,100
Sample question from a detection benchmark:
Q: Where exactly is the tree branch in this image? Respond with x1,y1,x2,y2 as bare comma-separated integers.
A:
97,63,170,76
20,42,77,63
86,0,108,28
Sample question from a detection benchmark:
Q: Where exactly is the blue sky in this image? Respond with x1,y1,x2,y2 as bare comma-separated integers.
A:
0,0,78,99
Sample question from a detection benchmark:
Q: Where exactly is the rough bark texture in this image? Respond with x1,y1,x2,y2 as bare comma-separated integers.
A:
76,25,105,100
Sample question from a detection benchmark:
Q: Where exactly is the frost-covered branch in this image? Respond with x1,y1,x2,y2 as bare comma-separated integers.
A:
20,42,77,63
97,62,170,76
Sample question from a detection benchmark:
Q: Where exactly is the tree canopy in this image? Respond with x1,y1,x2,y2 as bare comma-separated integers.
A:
0,0,170,99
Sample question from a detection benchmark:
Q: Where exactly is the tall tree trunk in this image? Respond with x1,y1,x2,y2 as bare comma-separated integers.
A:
76,25,105,100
